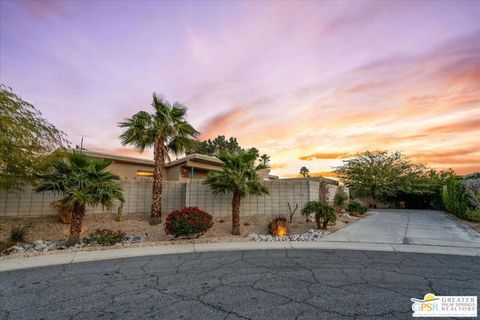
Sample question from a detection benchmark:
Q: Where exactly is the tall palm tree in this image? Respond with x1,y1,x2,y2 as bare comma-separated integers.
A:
36,152,124,246
204,149,269,235
300,166,310,178
119,93,199,224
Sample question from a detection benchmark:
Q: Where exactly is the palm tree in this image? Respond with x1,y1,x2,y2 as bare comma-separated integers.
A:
300,166,310,178
302,201,336,229
119,94,199,224
204,149,269,235
260,154,270,167
36,152,124,246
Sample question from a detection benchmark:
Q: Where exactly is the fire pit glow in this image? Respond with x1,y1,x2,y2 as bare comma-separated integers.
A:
268,217,289,237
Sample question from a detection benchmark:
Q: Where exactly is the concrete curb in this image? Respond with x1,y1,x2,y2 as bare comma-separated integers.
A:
1,241,479,272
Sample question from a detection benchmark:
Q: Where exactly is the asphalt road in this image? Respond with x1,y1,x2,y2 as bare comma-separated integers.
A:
1,250,479,320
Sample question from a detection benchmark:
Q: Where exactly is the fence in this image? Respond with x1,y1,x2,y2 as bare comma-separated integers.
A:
0,179,346,218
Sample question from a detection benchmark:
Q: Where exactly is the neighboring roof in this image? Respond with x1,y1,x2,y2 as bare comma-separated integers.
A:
81,150,223,168
165,153,224,168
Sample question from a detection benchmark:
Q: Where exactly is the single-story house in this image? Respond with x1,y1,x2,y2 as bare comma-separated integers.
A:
82,150,277,181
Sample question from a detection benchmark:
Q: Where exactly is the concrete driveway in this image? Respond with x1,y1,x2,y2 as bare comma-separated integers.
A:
322,209,480,248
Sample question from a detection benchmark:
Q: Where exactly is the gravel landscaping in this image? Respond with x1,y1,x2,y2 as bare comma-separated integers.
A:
0,212,359,258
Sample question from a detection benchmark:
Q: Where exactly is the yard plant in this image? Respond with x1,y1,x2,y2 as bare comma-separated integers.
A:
302,201,336,229
83,229,126,246
346,200,367,215
36,152,124,246
119,93,199,224
164,207,213,238
204,149,269,235
10,227,28,242
333,190,349,214
0,85,67,191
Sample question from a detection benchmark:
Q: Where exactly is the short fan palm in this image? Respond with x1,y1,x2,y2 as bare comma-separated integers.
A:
204,150,269,235
36,152,124,246
119,93,199,224
302,201,336,229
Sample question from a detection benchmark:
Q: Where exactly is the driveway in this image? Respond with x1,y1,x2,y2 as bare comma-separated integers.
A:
322,209,480,248
1,250,479,320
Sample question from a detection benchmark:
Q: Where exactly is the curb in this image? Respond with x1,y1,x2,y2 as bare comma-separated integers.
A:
1,241,479,272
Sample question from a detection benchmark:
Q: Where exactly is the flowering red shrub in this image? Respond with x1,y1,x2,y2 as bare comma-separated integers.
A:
164,207,213,238
83,229,126,246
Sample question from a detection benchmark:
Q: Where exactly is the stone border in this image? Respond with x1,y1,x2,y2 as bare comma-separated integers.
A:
1,241,479,272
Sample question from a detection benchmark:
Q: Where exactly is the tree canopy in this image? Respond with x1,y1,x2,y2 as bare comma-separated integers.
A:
0,85,67,191
186,135,242,156
186,135,268,163
334,151,454,207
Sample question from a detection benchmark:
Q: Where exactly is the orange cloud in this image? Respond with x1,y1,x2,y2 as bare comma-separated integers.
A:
199,107,250,140
299,152,353,161
424,118,480,134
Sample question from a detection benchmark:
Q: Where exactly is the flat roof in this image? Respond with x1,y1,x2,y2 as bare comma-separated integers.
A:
165,153,224,168
81,150,223,168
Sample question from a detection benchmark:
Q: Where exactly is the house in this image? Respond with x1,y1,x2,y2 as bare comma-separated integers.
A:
82,150,224,181
83,150,279,181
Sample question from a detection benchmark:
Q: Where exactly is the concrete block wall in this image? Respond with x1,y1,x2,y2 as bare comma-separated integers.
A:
0,181,186,217
0,179,347,218
186,180,314,217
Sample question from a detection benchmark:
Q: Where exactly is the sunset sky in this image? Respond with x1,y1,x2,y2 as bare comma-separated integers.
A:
1,0,479,177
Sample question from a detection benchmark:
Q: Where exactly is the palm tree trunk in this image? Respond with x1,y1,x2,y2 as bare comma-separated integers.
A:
151,137,165,225
231,191,241,235
66,202,85,246
322,217,329,229
315,213,322,229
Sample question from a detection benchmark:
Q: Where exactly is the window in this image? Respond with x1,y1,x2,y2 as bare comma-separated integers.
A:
181,167,190,178
136,170,153,177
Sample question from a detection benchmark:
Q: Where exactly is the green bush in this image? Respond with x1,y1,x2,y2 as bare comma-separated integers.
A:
83,229,126,246
302,201,336,229
347,200,367,215
333,191,349,213
10,227,28,242
441,178,469,219
164,207,213,238
466,208,480,223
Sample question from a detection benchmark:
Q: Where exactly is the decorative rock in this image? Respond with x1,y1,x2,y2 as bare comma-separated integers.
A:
34,243,47,251
340,213,353,221
246,233,258,241
11,245,24,252
255,228,330,242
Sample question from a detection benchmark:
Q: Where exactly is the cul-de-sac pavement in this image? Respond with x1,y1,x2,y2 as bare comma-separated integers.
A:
1,250,479,320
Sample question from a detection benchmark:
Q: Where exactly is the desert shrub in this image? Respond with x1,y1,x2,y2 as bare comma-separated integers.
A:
10,227,27,242
347,200,367,215
302,201,336,229
0,241,13,255
442,178,469,219
164,207,213,238
333,191,349,213
83,229,126,246
466,208,480,223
